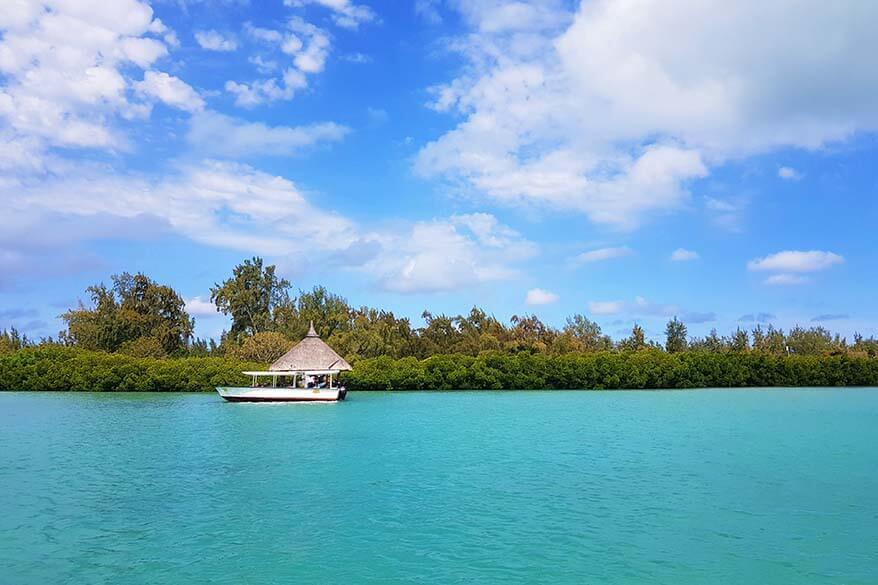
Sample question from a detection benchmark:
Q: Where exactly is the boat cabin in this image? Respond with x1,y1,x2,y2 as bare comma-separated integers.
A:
216,322,352,402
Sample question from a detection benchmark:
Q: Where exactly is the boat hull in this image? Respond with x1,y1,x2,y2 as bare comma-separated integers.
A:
216,387,347,403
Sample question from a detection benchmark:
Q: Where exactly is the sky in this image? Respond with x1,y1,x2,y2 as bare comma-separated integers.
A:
1,0,876,343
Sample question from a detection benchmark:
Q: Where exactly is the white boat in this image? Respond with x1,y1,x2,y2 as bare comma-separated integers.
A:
217,383,346,403
216,323,352,403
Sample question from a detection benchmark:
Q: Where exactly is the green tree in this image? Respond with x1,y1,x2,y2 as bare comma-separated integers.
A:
0,328,30,355
619,324,647,351
665,317,688,353
731,328,750,352
113,273,193,354
786,326,842,355
690,328,724,353
228,332,293,363
507,314,555,353
62,273,193,354
210,257,292,341
563,314,612,352
294,286,352,339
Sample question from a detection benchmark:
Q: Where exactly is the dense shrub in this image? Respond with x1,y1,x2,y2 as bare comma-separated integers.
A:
0,347,259,392
1,347,876,392
342,350,878,391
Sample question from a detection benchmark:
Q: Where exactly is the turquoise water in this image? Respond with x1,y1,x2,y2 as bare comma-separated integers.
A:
1,390,876,584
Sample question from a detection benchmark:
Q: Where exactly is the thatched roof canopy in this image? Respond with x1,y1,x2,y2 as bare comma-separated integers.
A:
269,322,352,372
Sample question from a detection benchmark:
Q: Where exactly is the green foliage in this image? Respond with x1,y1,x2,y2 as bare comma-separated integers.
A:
291,286,352,339
343,351,878,391
0,347,260,392
665,317,688,353
210,257,292,341
227,331,293,364
618,324,648,351
62,273,193,354
0,328,31,355
118,336,167,359
8,256,878,392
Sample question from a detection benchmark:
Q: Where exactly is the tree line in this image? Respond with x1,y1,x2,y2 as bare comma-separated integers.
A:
2,256,877,363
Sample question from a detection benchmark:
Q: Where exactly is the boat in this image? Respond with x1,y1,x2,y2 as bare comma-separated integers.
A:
216,322,352,403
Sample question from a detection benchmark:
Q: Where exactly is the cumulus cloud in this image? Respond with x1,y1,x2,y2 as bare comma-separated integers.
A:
195,30,238,51
574,246,632,264
0,0,208,175
364,213,536,294
525,288,559,306
748,250,844,273
284,0,376,29
186,111,348,157
185,296,219,317
0,0,180,158
418,0,878,228
2,158,531,294
670,248,699,262
226,17,330,106
136,71,205,112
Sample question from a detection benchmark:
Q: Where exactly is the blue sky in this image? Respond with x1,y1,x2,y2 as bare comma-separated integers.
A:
1,0,876,343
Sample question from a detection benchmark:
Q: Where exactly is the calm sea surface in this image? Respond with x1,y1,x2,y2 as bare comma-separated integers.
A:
1,389,876,584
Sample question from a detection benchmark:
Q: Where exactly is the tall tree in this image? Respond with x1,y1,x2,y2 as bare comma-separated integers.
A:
62,273,193,354
563,314,612,352
731,328,750,352
210,257,292,341
294,286,352,339
619,324,647,351
664,317,688,353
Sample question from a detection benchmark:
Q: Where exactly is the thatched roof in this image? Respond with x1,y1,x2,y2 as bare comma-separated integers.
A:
269,322,352,372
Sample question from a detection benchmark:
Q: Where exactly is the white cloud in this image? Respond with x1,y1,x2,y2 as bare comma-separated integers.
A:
185,296,218,317
284,0,376,29
245,23,284,43
778,166,802,180
0,1,162,153
525,288,559,305
2,156,531,294
365,213,536,294
589,301,625,315
589,296,715,323
226,18,330,106
194,30,238,52
574,246,632,264
136,71,204,112
670,248,699,262
4,160,358,258
418,0,878,229
0,0,196,167
186,111,348,157
748,250,844,273
764,274,810,286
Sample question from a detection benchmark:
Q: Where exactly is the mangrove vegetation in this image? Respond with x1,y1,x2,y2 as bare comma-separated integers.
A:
1,257,877,391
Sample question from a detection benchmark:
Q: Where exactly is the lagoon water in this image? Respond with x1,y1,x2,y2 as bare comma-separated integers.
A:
1,389,876,584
